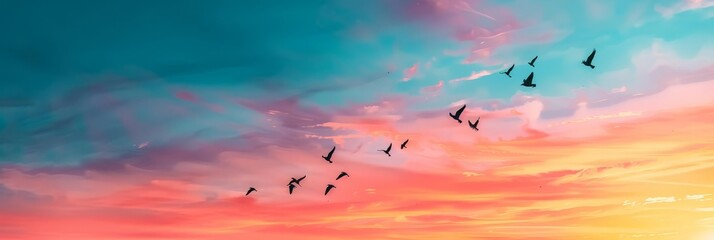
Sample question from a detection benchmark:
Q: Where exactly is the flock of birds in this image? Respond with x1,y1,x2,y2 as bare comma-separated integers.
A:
243,49,598,197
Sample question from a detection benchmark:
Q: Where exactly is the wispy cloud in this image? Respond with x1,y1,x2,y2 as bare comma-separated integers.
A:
448,70,492,83
402,63,419,81
655,0,714,19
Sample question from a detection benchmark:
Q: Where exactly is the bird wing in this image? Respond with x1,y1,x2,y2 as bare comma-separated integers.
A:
325,185,334,195
454,105,466,117
507,64,514,72
326,146,335,158
386,143,392,152
289,184,295,194
524,73,534,84
532,56,538,63
475,117,480,125
297,175,306,182
586,49,596,63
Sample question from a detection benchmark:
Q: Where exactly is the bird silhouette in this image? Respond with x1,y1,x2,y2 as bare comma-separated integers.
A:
288,183,296,194
528,56,538,67
379,143,392,157
289,175,306,186
400,139,409,149
521,72,536,88
245,187,257,196
501,64,514,78
449,104,466,123
322,146,335,163
468,117,480,131
582,49,596,69
336,172,350,180
325,184,336,195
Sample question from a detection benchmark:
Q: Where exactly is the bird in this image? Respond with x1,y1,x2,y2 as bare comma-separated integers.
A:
288,183,296,194
501,64,514,78
582,49,596,69
400,139,409,149
325,184,336,195
521,72,536,88
322,146,335,163
379,143,392,157
468,117,480,131
449,104,466,123
336,171,350,180
528,56,538,67
289,175,306,186
245,187,257,196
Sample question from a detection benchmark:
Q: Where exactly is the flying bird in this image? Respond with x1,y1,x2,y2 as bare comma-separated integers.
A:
377,143,392,157
245,187,257,196
528,56,538,67
449,104,466,123
325,184,336,195
501,64,514,78
289,175,306,186
582,49,596,69
288,183,296,194
521,72,536,88
400,139,409,149
322,146,335,163
468,117,480,131
379,143,392,157
336,171,350,180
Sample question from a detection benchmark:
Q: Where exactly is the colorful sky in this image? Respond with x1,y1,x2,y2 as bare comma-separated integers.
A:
1,0,714,239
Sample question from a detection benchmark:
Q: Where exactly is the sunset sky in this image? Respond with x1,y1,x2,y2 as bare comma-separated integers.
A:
1,0,714,239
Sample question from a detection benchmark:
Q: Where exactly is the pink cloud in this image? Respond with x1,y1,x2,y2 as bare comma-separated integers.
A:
175,90,198,102
451,0,497,21
6,79,714,239
402,63,419,81
420,80,444,94
448,70,492,83
655,0,714,19
610,86,628,94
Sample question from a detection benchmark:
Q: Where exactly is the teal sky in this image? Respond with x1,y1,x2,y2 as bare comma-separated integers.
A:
1,0,712,167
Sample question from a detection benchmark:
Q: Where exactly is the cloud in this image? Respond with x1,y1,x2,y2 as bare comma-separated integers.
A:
420,80,444,95
655,0,714,19
448,70,492,83
610,86,628,94
402,63,419,81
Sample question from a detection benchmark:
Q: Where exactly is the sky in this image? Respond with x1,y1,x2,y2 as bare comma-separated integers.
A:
1,0,714,239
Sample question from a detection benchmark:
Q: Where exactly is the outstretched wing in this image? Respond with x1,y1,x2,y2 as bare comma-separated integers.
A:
531,56,538,64
297,175,306,182
246,188,256,196
326,146,335,158
586,49,596,63
524,73,534,84
507,64,514,72
454,105,466,117
325,185,335,195
289,184,295,194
